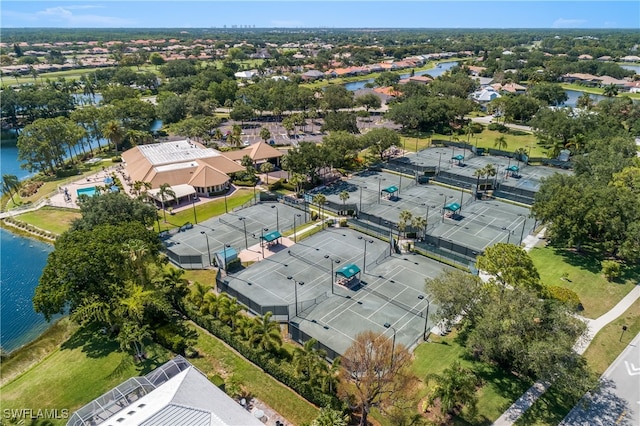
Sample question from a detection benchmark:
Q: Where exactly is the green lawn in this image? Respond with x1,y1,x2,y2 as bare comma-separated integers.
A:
401,128,544,158
529,245,637,319
155,189,256,232
15,207,81,235
406,334,531,426
584,298,640,375
0,326,172,426
0,318,78,387
1,321,318,426
560,83,640,100
188,323,319,426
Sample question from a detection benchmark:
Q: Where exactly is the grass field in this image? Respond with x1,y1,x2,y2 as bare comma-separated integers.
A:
0,326,172,426
529,245,638,319
0,321,318,426
404,334,531,426
155,188,256,232
15,206,81,235
401,127,544,157
584,298,640,375
188,323,319,425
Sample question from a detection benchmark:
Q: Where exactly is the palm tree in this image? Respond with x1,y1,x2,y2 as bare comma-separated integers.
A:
411,215,427,241
576,92,594,110
259,127,271,143
218,294,242,330
473,167,486,193
311,407,349,426
1,174,20,204
249,311,283,353
339,190,350,209
483,164,497,190
202,291,220,316
603,84,619,98
398,209,413,239
158,183,176,223
260,162,274,185
312,193,327,226
425,361,479,417
103,120,125,153
494,135,508,151
293,338,328,386
188,281,211,309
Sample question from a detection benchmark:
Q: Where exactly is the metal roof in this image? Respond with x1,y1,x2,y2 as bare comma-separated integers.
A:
336,263,361,279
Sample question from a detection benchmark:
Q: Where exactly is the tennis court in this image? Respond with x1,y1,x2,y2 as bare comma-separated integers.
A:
427,199,533,253
220,227,452,355
163,202,308,268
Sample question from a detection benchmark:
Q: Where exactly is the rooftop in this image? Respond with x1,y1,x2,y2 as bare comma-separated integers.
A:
138,140,222,166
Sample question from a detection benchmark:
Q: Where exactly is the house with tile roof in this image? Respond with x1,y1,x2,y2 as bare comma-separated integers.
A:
223,141,283,167
121,140,244,201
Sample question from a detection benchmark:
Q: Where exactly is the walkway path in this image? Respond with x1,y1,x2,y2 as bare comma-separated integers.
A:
493,277,640,425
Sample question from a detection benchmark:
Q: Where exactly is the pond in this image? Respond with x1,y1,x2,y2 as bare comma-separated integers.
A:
344,61,460,91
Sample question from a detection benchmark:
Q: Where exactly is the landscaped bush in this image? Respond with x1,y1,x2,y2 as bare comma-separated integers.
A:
154,323,195,355
19,181,44,197
547,285,582,311
281,181,297,191
311,211,318,221
488,123,509,133
55,168,80,178
268,179,284,191
111,156,123,162
601,260,621,282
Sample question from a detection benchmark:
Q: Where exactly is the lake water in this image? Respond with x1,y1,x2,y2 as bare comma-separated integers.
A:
0,228,55,352
563,89,607,107
344,60,460,91
621,64,640,74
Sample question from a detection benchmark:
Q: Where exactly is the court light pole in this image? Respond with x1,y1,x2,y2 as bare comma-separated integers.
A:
358,236,374,273
437,152,442,175
238,217,248,249
191,193,198,224
383,323,397,367
377,178,386,204
293,213,301,243
324,255,341,294
221,243,230,273
423,299,431,341
287,276,304,317
359,185,367,212
260,227,268,259
271,205,279,232
200,231,211,266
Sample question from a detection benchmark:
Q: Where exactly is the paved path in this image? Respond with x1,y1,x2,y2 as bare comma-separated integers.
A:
493,283,640,426
560,332,640,426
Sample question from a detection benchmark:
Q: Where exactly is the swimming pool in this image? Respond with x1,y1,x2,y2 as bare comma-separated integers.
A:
76,186,97,197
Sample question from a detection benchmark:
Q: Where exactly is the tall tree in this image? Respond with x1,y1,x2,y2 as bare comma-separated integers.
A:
249,311,283,353
476,243,543,296
103,120,125,153
157,183,177,223
339,330,414,426
425,361,479,418
1,174,20,204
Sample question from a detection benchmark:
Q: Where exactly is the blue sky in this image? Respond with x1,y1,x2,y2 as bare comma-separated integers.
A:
2,1,639,29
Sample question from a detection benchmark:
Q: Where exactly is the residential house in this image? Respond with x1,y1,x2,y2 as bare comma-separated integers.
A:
66,356,264,426
301,69,325,81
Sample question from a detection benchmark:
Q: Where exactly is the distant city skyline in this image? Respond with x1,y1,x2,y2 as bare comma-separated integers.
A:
2,1,639,29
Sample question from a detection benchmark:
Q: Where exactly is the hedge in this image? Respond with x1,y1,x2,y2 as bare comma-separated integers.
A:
547,285,582,311
183,303,339,408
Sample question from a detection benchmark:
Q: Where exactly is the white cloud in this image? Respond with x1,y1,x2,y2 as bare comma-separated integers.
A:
2,5,135,27
552,18,588,28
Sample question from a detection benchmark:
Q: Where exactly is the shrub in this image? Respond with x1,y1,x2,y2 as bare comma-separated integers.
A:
547,286,582,311
488,123,508,133
111,156,123,163
55,168,80,178
311,211,318,221
601,260,621,281
268,179,284,191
